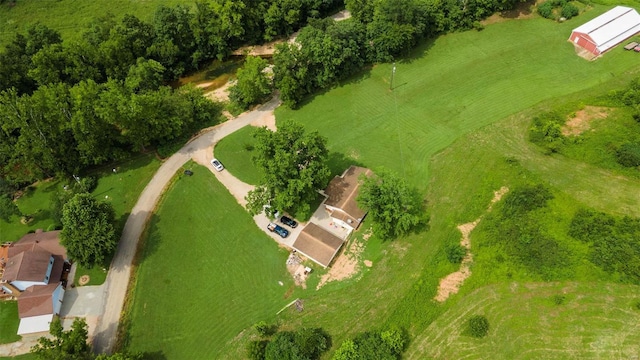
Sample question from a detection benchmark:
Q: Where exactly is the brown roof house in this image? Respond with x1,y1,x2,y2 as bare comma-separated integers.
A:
1,230,68,335
290,166,373,268
323,166,373,232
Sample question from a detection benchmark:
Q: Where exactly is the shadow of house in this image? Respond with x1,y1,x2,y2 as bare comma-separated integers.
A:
0,230,69,335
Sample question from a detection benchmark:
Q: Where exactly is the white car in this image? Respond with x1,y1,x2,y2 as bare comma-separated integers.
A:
210,158,224,171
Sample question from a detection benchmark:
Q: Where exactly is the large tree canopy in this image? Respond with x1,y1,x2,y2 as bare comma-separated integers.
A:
357,168,425,240
229,55,273,110
246,121,331,219
60,193,117,268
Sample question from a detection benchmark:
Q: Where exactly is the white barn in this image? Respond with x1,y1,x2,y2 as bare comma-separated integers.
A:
569,6,640,57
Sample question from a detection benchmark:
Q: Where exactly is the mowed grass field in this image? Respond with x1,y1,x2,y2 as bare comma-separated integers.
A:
276,5,640,192
406,282,640,359
125,163,298,359
126,7,640,360
0,0,191,46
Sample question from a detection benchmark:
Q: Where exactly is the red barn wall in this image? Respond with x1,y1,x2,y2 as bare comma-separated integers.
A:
570,31,600,55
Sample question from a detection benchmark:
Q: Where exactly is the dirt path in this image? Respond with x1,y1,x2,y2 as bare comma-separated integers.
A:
434,187,508,302
231,10,352,56
92,96,281,354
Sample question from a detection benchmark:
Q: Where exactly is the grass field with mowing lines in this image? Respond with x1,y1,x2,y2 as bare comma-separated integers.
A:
125,163,298,359
214,126,262,185
0,0,190,46
166,10,640,358
267,8,640,358
0,301,20,344
276,6,640,191
406,281,640,359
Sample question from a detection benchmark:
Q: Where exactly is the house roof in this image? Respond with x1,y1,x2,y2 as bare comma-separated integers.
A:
292,223,344,268
2,251,51,283
7,230,66,259
17,283,59,318
17,314,54,335
324,166,372,225
572,6,640,53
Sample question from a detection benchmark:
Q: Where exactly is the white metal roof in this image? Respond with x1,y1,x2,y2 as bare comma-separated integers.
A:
17,314,54,335
572,6,640,53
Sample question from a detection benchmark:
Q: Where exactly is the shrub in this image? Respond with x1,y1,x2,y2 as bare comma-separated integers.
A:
473,21,485,31
616,142,640,167
79,176,98,193
253,321,277,337
467,315,490,338
501,184,554,216
538,2,554,19
246,340,268,360
561,3,579,19
446,244,467,264
552,294,565,305
529,112,565,153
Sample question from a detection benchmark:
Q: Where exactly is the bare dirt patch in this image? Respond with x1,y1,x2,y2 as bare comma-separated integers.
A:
434,187,509,302
204,80,235,103
316,229,371,289
562,106,611,136
250,108,277,131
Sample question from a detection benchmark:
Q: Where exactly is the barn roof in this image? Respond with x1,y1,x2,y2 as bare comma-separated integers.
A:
292,223,344,268
572,6,640,53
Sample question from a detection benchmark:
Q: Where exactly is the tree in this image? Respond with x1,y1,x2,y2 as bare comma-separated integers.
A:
229,56,273,109
246,121,331,219
32,317,142,360
60,193,117,268
31,318,92,360
149,4,196,79
0,194,21,222
467,315,490,338
264,328,330,360
357,168,424,240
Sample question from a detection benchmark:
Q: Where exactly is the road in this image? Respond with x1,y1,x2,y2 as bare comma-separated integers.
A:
92,96,281,354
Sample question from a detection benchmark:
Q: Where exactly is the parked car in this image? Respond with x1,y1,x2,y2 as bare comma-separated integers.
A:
210,158,224,171
267,222,289,238
280,215,298,228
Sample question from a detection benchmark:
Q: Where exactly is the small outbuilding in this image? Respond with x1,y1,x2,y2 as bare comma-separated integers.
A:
569,6,640,57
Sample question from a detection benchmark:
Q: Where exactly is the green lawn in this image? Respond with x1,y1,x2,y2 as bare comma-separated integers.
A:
124,7,640,359
0,0,191,46
276,5,640,192
124,163,298,359
214,126,263,185
0,354,37,360
0,301,20,344
0,179,58,242
406,282,640,359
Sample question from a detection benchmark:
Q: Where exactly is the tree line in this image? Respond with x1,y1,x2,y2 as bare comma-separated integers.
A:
270,0,528,107
0,0,345,188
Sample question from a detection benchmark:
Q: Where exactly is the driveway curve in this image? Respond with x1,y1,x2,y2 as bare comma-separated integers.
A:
92,96,281,354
